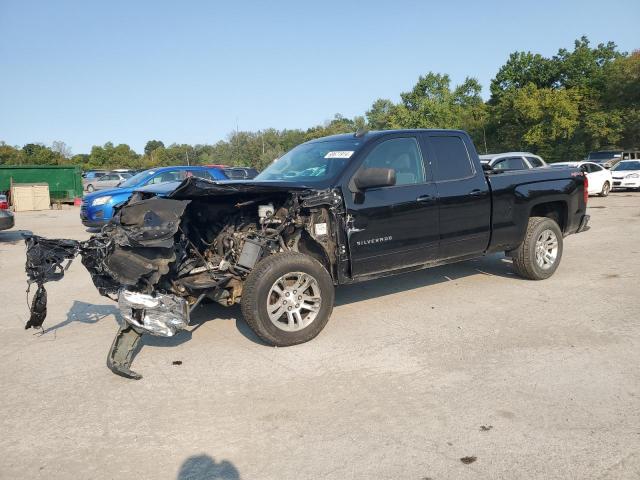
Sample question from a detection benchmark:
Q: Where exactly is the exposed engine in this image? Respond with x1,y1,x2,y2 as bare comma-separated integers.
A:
23,177,344,379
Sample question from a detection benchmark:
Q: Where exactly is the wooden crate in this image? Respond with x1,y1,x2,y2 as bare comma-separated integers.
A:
11,183,50,212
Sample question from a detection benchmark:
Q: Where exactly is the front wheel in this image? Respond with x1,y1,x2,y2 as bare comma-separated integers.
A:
510,217,563,280
600,181,610,197
241,252,335,346
86,184,95,192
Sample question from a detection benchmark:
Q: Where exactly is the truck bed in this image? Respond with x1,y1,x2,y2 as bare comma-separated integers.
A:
486,166,586,253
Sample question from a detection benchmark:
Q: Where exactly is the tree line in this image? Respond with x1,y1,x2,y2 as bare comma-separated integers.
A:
1,37,638,170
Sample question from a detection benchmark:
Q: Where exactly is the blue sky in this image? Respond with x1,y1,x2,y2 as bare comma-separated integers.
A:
1,0,638,154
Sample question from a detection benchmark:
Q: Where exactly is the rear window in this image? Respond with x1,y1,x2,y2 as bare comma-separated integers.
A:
493,157,528,171
588,151,621,160
431,136,474,181
526,156,544,168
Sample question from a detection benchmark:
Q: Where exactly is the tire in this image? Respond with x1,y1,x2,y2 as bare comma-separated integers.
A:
241,252,335,346
86,184,94,192
510,217,563,280
600,181,610,197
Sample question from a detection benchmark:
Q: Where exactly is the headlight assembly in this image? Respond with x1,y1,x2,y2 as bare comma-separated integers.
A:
92,196,111,206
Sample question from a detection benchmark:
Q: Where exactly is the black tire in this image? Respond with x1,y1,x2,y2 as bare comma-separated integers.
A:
86,184,94,192
510,216,563,280
241,252,335,346
600,181,610,197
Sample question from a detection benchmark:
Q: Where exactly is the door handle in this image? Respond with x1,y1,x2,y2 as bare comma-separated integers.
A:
469,189,484,196
416,194,433,202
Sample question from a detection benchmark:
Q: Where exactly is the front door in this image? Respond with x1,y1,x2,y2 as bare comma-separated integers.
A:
344,135,439,277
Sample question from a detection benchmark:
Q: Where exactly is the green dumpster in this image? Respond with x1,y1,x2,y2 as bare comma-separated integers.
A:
0,165,83,202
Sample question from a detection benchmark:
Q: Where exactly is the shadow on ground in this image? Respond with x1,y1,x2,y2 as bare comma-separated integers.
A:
0,229,32,245
177,454,240,480
59,253,519,349
44,300,119,334
335,253,517,306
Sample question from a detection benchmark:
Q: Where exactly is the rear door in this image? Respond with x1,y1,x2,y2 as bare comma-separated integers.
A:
586,163,608,193
344,134,439,277
422,132,491,259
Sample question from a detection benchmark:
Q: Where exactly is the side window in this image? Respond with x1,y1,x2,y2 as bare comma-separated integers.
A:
359,137,425,186
526,156,544,168
148,170,182,184
580,164,591,173
189,169,213,180
493,157,527,171
99,174,114,181
589,163,601,172
431,136,474,181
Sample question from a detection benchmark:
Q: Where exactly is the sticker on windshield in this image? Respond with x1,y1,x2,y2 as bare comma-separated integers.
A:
324,151,354,159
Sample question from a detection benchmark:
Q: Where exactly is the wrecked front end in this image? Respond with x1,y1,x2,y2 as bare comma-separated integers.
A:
24,178,345,379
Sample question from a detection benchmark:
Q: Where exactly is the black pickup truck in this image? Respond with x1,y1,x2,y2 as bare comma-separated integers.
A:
24,129,589,378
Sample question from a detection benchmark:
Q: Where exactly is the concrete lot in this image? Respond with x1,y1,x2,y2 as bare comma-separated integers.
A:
1,193,639,480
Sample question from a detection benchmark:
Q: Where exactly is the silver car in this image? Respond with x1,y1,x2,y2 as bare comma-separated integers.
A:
480,152,547,171
86,172,132,192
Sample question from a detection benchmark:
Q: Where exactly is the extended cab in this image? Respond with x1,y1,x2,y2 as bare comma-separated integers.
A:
24,129,589,379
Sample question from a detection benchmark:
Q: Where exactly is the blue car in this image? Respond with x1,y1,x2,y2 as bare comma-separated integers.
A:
80,166,226,227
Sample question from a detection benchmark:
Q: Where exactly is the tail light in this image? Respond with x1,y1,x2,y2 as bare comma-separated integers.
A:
583,175,589,204
0,196,8,210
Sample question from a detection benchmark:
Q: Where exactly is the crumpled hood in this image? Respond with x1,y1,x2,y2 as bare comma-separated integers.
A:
167,176,316,199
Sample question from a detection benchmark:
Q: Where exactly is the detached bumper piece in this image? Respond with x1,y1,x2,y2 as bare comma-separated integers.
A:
107,325,144,380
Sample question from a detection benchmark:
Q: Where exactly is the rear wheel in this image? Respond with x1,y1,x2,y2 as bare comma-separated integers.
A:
241,252,334,346
600,181,610,197
510,217,563,280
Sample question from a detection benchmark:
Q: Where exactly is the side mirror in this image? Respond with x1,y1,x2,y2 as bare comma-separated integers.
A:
353,168,396,190
481,163,493,172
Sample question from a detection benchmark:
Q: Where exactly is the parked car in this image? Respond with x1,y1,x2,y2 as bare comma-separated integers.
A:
85,171,133,193
480,152,547,171
80,165,227,227
25,129,589,379
586,150,640,169
223,166,259,179
82,171,107,191
611,160,640,190
0,194,14,231
550,161,613,196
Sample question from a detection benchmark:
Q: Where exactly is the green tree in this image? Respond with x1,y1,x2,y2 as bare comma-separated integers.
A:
144,140,165,156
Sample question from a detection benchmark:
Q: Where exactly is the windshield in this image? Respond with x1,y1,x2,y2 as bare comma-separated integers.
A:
613,161,640,171
255,139,363,183
118,170,157,188
588,151,621,160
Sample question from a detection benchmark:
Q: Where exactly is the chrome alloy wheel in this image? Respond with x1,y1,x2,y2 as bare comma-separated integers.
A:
535,229,559,270
267,272,322,332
